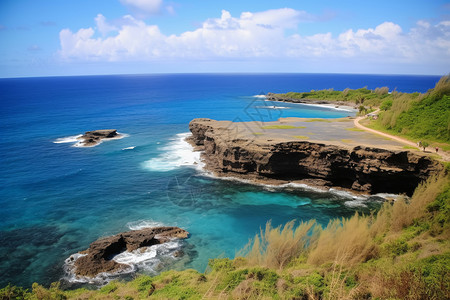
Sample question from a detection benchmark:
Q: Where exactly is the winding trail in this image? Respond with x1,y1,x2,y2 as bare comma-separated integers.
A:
354,110,450,162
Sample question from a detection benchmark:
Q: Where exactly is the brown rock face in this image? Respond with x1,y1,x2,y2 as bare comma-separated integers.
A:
189,118,440,196
79,129,119,146
74,227,189,277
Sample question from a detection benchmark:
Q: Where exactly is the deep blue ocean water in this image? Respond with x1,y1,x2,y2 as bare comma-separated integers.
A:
0,73,440,288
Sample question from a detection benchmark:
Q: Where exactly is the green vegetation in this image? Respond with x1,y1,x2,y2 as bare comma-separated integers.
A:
4,169,448,299
262,125,306,129
403,145,419,150
374,75,450,144
273,86,391,108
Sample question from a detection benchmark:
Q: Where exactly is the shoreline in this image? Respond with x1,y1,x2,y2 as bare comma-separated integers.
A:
185,133,402,202
264,93,358,112
187,118,440,197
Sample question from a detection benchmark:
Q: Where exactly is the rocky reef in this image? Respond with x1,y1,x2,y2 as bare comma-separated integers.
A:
72,227,189,277
188,118,440,195
78,129,120,147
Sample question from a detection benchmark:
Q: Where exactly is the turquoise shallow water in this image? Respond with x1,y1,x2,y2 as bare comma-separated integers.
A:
0,74,440,287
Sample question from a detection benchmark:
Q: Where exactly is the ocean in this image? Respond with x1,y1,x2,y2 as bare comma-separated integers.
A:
0,73,440,288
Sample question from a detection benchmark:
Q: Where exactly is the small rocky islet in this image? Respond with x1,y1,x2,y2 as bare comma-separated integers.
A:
68,227,189,278
77,129,121,147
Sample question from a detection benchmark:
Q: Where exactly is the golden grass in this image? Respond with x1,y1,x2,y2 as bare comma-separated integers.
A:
293,136,309,140
242,220,318,269
307,214,377,266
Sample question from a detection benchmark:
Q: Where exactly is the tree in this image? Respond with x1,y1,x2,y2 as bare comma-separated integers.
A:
421,141,429,151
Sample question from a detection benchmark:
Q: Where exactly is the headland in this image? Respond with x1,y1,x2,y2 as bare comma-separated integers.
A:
188,117,441,196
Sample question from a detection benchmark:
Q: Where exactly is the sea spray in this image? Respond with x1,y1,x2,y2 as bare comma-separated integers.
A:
142,132,204,172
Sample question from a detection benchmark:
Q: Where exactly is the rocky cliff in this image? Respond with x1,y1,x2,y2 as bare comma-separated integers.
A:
189,118,440,195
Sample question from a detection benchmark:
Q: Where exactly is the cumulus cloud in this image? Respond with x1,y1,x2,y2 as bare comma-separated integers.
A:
58,9,450,67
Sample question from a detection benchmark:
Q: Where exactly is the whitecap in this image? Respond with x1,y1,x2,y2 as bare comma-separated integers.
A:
53,135,82,144
122,146,135,150
344,199,368,208
127,220,166,230
142,132,204,172
252,95,267,98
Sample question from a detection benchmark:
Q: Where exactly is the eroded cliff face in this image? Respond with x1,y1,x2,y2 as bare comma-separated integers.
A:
189,118,440,195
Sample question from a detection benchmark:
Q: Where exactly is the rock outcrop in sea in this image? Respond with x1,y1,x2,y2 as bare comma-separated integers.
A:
78,129,120,147
72,227,189,277
188,118,440,195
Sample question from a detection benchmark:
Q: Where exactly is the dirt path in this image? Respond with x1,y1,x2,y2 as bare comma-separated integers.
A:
354,111,450,162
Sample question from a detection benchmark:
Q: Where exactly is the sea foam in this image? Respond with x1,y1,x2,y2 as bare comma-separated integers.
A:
126,220,167,230
63,237,184,285
142,132,204,172
53,135,82,144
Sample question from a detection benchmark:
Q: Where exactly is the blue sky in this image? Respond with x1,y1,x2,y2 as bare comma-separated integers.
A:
1,0,449,77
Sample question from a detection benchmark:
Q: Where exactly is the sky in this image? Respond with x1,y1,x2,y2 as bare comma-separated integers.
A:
1,0,449,78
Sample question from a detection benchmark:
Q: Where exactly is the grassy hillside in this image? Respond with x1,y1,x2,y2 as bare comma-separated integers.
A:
3,167,449,299
375,75,450,143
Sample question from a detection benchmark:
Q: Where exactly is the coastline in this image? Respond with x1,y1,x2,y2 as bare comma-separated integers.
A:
187,118,441,197
265,93,358,112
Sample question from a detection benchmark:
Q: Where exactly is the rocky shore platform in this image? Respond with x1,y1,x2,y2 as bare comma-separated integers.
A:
188,118,441,196
70,227,189,277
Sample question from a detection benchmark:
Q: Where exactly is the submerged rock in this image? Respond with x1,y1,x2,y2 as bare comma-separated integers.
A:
78,129,119,147
73,227,189,277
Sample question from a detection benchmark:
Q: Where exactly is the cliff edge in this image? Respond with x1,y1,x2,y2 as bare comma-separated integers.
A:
188,118,441,195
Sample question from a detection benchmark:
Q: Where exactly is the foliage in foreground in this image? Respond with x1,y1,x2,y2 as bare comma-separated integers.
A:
2,169,449,299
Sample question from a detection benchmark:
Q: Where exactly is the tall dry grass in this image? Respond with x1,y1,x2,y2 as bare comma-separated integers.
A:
379,93,420,128
307,214,377,266
431,74,450,98
241,220,318,269
374,86,389,95
373,173,448,233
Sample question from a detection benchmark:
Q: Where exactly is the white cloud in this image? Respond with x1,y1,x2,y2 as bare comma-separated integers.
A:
58,9,450,70
95,14,117,36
